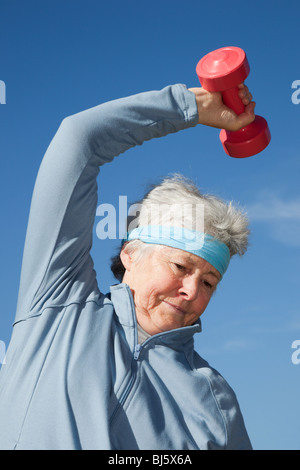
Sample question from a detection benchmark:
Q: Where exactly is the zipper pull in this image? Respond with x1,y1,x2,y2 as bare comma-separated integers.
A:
134,344,142,360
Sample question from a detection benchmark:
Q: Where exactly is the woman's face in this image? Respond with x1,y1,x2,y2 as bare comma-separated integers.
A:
121,245,221,336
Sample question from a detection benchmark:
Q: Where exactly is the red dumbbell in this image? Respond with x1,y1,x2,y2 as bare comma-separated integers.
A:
196,46,271,158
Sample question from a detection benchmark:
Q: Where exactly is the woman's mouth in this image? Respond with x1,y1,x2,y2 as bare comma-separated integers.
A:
162,300,186,315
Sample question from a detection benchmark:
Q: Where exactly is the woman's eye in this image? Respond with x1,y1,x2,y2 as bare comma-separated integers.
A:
175,263,186,272
202,280,213,289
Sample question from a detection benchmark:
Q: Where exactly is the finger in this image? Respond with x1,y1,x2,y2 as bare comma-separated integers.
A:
235,106,256,130
244,101,256,115
238,85,253,105
241,95,253,106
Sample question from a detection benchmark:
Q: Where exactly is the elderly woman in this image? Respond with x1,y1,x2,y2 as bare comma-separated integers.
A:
0,83,255,450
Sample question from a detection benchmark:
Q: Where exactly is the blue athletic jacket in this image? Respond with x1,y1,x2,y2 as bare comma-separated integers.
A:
0,84,252,450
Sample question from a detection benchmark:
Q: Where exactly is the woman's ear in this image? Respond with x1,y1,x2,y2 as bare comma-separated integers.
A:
120,247,133,272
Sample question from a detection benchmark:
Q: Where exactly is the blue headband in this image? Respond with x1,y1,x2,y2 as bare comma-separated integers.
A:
123,226,230,278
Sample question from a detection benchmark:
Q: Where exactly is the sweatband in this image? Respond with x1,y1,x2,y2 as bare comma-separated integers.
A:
122,226,230,277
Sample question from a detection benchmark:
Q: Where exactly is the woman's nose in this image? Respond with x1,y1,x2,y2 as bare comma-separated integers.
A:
178,277,199,301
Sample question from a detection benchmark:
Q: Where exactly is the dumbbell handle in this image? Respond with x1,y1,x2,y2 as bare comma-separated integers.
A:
222,86,245,115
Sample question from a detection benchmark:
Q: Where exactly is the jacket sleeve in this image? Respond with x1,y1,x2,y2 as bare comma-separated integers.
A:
15,84,199,322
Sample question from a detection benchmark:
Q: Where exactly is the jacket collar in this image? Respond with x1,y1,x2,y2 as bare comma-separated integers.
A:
110,283,202,348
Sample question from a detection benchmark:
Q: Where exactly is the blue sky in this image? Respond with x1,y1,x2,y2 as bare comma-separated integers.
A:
0,0,299,450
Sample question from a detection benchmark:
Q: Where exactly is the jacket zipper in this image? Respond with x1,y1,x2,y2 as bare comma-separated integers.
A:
109,344,142,428
133,344,142,360
110,285,142,420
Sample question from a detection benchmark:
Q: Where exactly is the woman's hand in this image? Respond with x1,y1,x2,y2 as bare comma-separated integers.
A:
188,84,256,131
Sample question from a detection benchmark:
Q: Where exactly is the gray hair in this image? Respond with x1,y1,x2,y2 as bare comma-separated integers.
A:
111,174,250,281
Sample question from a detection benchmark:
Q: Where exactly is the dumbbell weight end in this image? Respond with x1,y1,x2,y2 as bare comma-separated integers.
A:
220,115,271,158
